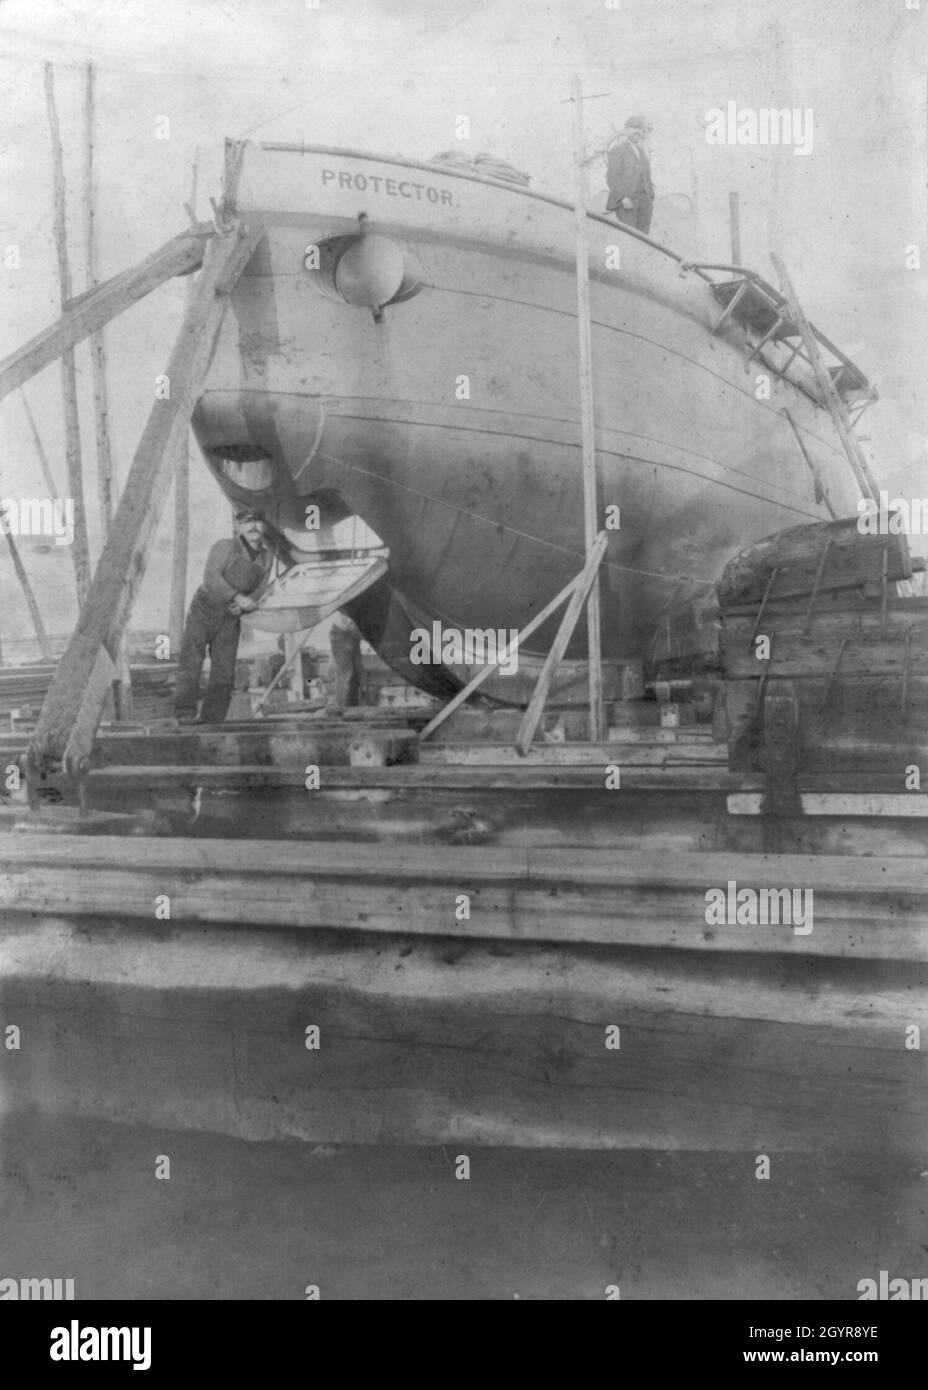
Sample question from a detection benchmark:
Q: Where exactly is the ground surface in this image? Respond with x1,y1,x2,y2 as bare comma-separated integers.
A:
1,1112,924,1300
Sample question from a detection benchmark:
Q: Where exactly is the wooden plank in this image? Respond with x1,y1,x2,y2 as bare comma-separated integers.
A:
717,517,910,608
44,62,90,607
423,738,726,765
27,223,264,776
721,624,928,681
2,834,927,959
0,226,212,404
83,762,756,794
515,531,608,753
729,792,928,818
2,919,924,1151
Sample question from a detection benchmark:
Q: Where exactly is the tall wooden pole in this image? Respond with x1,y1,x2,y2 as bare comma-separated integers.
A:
728,190,741,264
1,506,53,662
44,62,91,608
84,63,115,530
21,390,61,498
83,61,131,720
169,153,198,655
570,77,604,742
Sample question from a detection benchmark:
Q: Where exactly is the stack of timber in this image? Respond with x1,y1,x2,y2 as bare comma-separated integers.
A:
1,833,926,1153
718,516,928,816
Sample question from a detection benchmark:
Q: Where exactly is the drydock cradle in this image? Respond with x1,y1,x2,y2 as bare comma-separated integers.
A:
1,515,926,1157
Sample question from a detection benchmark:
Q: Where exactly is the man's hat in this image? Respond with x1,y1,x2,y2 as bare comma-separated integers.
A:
234,506,265,522
625,115,651,131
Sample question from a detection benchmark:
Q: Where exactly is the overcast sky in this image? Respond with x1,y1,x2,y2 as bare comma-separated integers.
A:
1,0,925,642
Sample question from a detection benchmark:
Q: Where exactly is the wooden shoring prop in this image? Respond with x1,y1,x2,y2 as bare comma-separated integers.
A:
27,222,264,778
0,226,213,405
515,530,608,755
419,534,607,745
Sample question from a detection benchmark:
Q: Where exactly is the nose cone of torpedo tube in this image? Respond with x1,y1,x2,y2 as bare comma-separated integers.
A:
335,233,406,308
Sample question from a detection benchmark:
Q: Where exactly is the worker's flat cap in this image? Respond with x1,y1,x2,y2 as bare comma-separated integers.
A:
625,115,651,130
234,506,265,521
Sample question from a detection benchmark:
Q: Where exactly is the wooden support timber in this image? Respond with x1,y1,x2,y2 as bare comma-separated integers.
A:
516,530,608,753
1,910,925,1153
0,225,213,405
27,222,263,777
420,536,607,743
2,833,927,960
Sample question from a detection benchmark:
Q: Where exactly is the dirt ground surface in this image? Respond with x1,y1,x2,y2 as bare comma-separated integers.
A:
1,1111,925,1300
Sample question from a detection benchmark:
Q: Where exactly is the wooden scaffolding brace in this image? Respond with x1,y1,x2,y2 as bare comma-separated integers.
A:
420,531,608,754
3,143,260,785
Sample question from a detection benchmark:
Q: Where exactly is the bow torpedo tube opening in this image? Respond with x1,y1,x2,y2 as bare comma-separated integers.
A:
304,213,423,322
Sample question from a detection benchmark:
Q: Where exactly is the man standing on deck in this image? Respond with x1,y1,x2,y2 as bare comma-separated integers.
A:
173,507,274,724
605,116,655,234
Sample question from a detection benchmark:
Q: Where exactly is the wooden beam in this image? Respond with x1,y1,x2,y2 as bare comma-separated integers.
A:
516,530,608,754
1,505,53,661
570,78,605,740
2,925,924,1153
27,222,264,775
2,833,927,960
0,226,212,404
770,253,880,500
419,568,584,741
44,62,90,607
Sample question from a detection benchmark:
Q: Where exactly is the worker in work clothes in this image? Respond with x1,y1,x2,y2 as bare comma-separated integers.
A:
605,116,655,234
173,507,274,724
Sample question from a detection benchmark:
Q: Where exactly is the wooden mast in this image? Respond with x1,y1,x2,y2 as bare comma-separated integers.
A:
44,62,91,608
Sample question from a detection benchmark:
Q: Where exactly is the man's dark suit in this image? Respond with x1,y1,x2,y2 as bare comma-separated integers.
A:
605,137,654,234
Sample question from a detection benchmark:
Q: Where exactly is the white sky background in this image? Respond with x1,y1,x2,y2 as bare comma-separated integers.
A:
0,0,926,642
